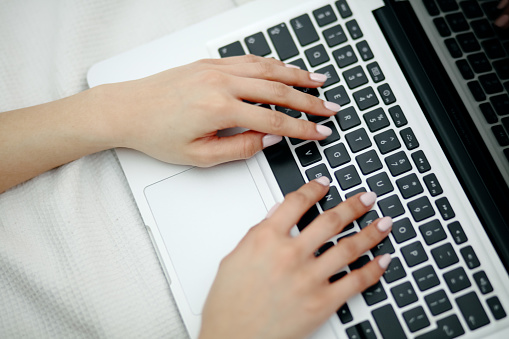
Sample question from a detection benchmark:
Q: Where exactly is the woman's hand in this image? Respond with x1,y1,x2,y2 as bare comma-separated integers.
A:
105,55,340,167
199,178,392,339
496,0,509,28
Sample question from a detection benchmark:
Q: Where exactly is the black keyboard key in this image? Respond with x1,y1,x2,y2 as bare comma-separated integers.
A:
400,127,419,150
347,321,376,339
305,44,329,67
364,107,390,132
412,150,432,173
388,105,407,127
358,210,379,229
482,39,506,59
268,23,299,61
306,113,327,124
468,52,492,73
460,1,483,19
378,194,405,218
413,265,440,291
319,186,342,211
343,65,368,89
264,141,305,196
437,0,459,12
392,217,417,244
372,236,395,256
436,197,455,220
479,73,503,94
468,80,487,102
448,221,468,244
446,12,469,32
490,93,509,116
487,296,507,320
460,245,480,270
423,173,443,196
346,19,363,40
372,304,406,339
318,121,340,146
315,64,339,88
456,59,475,80
335,164,362,190
295,142,322,167
345,128,372,153
456,291,490,330
290,14,319,47
425,289,452,316
313,5,337,27
409,196,435,222
333,45,358,68
350,254,370,270
391,281,418,308
385,151,412,176
480,102,498,124
420,219,447,245
401,241,428,267
456,32,480,53
326,85,351,107
383,257,407,283
323,24,347,48
471,18,495,39
403,306,430,333
493,58,509,80
396,173,424,199
275,106,302,118
288,58,308,71
335,0,353,18
296,86,319,97
353,87,379,111
356,149,382,175
445,38,463,58
416,314,464,339
315,241,334,257
444,267,471,293
218,41,245,57
337,303,354,324
492,125,509,146
356,40,374,61
367,172,394,197
473,271,493,294
434,17,451,37
378,83,396,105
325,143,351,168
244,32,271,56
481,1,500,20
297,205,320,231
366,61,385,83
423,0,440,16
432,243,459,269
306,163,332,183
374,129,401,154
335,106,360,131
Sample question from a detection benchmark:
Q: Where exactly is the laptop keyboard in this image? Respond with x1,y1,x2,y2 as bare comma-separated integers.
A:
217,0,507,338
424,0,509,163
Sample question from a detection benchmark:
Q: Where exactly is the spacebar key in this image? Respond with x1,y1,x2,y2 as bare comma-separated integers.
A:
372,304,406,339
263,140,306,196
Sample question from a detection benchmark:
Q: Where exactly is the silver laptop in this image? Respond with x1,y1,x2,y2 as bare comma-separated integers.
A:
87,0,509,338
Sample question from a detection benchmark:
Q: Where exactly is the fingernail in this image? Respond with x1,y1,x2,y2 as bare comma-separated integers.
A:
360,191,377,207
262,134,283,148
377,217,393,232
315,176,330,186
285,64,300,69
266,202,281,218
310,72,328,83
498,0,508,9
324,101,341,112
495,14,509,27
379,253,392,270
316,124,332,137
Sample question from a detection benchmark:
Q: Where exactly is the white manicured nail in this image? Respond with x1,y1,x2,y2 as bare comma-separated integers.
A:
262,134,283,148
315,176,330,186
360,192,377,207
324,101,341,112
316,124,332,136
377,217,393,232
379,253,392,269
310,72,328,82
285,64,300,69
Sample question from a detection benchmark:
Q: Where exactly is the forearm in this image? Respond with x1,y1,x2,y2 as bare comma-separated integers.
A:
0,85,118,193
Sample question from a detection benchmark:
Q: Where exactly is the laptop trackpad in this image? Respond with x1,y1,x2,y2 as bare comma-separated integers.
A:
144,160,268,315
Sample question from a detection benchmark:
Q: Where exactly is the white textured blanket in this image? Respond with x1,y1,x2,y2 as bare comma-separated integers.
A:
0,0,252,337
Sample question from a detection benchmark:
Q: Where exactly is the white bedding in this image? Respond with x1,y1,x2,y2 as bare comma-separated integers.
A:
0,0,252,337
